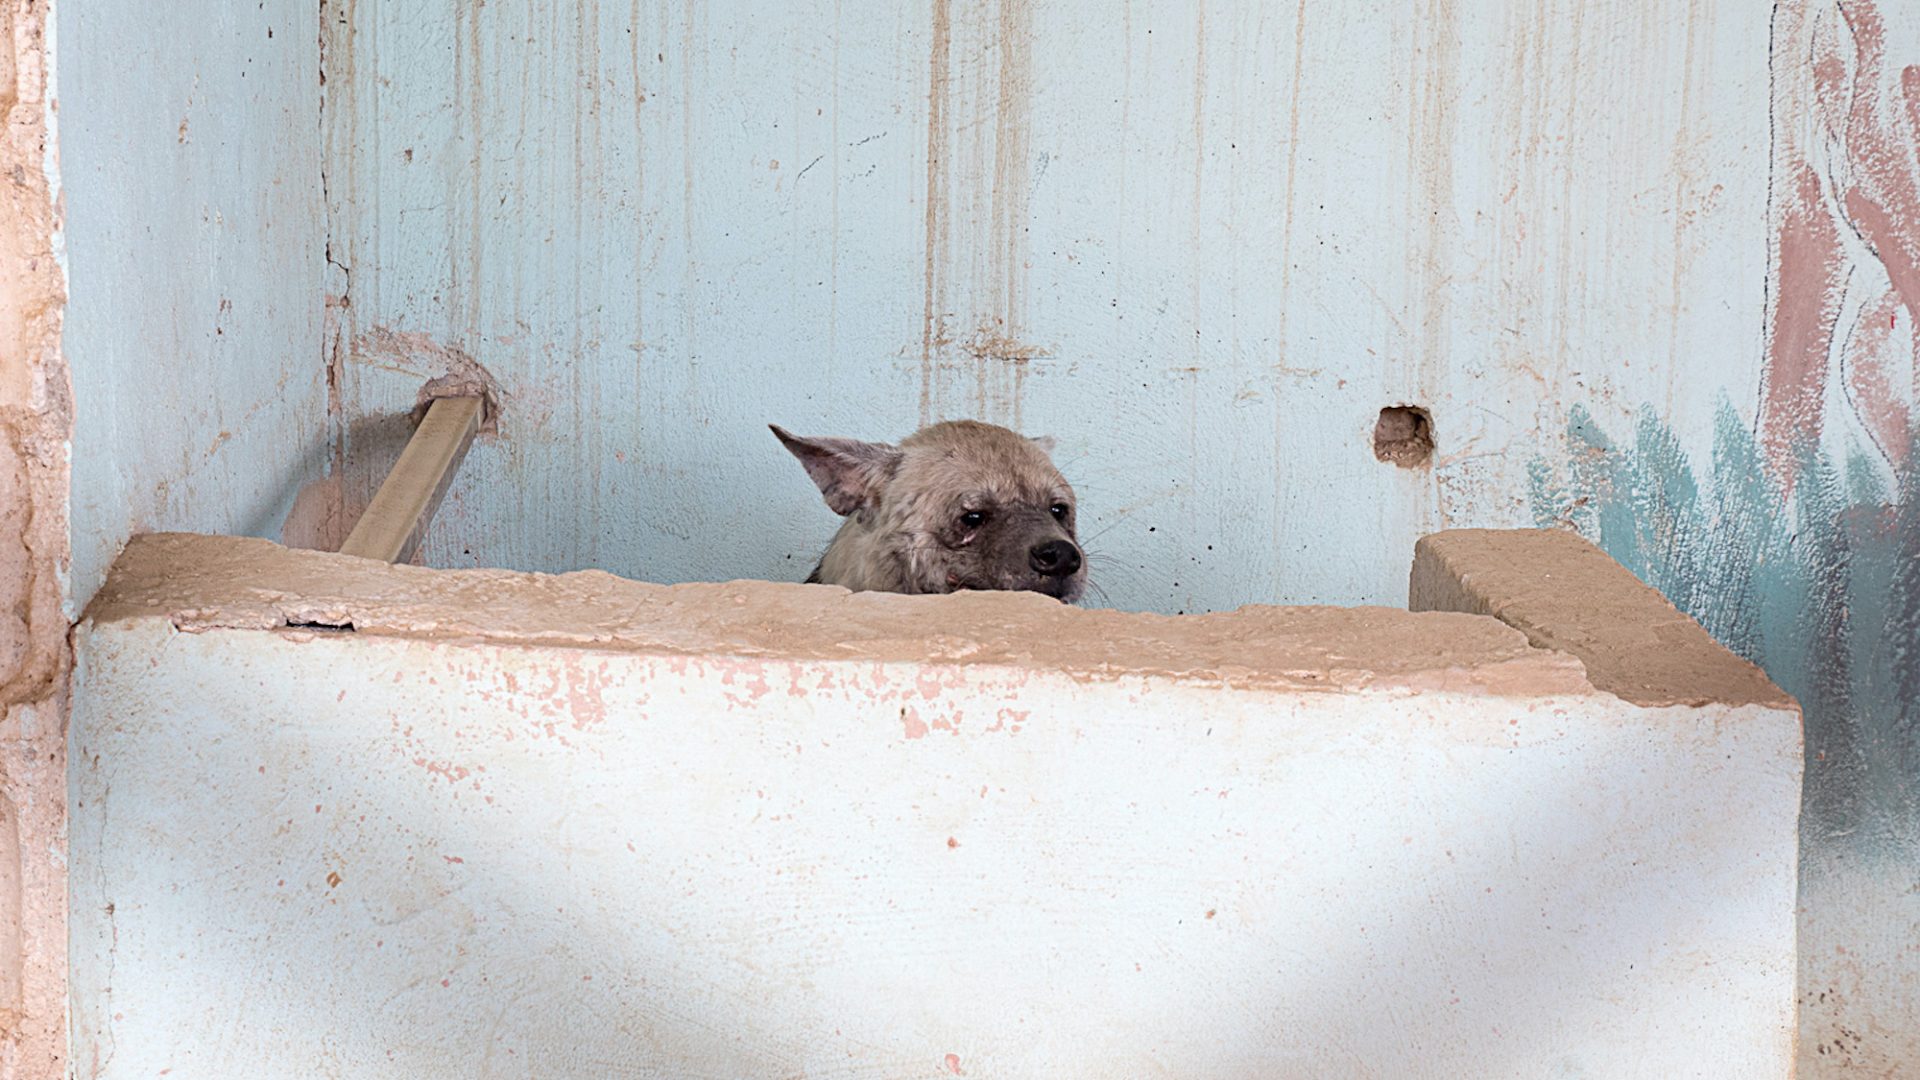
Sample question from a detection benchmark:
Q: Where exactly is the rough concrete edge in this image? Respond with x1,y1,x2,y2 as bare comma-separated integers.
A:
81,533,1606,702
0,1,67,1076
1409,527,1797,712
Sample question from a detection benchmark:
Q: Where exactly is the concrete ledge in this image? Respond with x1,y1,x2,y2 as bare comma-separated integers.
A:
91,532,1598,699
1410,527,1793,710
70,530,1803,1077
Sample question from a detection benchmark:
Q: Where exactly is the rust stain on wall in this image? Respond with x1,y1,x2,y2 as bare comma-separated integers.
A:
919,0,953,427
1406,0,1459,403
919,0,1043,430
1273,0,1308,368
1188,0,1207,370
982,0,1036,427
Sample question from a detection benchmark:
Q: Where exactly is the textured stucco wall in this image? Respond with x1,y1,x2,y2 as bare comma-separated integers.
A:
61,0,327,612
0,0,66,1075
68,533,1802,1078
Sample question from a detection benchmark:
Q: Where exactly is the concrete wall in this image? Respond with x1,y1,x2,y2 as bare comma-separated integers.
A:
318,2,1920,1068
319,3,1920,1069
62,0,328,611
0,1,67,1074
69,531,1801,1078
16,0,1901,1068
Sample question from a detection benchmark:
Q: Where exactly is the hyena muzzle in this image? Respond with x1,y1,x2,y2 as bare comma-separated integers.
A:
771,419,1088,603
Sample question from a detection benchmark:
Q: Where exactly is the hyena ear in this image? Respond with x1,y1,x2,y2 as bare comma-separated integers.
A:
770,425,904,516
1027,434,1057,454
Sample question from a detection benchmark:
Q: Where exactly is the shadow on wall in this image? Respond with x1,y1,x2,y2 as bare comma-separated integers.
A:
73,639,1782,1075
1527,402,1920,1070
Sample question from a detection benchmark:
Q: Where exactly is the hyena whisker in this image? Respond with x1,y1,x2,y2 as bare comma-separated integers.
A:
1080,514,1144,546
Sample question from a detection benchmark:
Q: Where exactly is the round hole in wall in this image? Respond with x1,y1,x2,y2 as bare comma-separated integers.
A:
1373,406,1434,467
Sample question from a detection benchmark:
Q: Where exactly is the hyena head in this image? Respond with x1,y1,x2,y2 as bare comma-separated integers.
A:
771,419,1088,603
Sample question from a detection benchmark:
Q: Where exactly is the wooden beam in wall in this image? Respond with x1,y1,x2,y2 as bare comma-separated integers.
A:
338,395,484,564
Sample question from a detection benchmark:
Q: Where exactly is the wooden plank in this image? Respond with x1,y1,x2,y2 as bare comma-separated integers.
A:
339,395,483,564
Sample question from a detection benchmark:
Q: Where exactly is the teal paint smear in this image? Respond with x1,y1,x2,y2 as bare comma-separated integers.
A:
1795,441,1860,834
1631,409,1707,617
1848,445,1891,507
1529,401,1919,859
1889,433,1920,831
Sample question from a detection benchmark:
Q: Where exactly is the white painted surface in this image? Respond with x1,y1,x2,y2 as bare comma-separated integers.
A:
61,0,326,610
71,618,1800,1077
323,1,1767,612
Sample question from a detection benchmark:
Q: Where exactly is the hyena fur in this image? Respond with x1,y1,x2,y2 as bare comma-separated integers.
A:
771,419,1088,603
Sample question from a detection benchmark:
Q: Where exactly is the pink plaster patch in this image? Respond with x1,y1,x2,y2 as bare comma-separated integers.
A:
1762,0,1920,484
901,707,929,740
413,758,473,784
524,664,621,740
986,707,1030,734
944,1053,965,1075
916,667,946,700
1840,212,1920,460
718,658,773,706
1761,163,1846,477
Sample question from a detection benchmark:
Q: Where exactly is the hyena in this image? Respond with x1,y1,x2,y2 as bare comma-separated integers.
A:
771,419,1088,602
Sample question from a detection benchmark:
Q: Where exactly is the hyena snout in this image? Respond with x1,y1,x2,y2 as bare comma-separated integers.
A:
1028,539,1082,579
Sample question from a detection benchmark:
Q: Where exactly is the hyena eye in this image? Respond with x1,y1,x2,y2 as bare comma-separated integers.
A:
959,510,986,529
1049,503,1070,521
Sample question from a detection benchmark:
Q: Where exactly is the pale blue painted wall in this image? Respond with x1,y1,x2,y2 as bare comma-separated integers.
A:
63,0,327,610
324,0,1769,614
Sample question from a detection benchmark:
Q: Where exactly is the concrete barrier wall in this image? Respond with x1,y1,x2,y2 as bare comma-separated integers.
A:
69,531,1800,1078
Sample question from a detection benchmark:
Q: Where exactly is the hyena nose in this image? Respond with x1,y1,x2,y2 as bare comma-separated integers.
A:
1029,539,1082,578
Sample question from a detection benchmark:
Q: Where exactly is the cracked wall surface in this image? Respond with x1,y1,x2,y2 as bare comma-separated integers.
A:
0,1,66,1075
